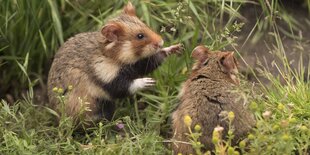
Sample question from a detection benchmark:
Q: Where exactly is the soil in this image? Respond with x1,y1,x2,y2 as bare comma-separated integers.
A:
236,1,310,83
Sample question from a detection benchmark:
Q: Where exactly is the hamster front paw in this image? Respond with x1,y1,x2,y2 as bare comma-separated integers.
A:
129,77,156,94
161,43,184,56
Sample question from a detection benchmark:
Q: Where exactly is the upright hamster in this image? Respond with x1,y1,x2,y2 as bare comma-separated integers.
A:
47,2,182,123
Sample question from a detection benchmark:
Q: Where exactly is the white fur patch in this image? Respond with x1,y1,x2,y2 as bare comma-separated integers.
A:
129,77,155,94
105,42,116,50
118,41,137,64
93,57,120,83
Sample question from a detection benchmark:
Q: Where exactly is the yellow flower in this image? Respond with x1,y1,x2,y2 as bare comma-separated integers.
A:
300,125,308,132
227,147,234,155
183,115,192,127
228,111,235,121
57,88,64,94
277,103,284,110
239,140,246,148
249,102,258,111
272,124,280,131
52,87,58,92
204,151,211,155
281,134,291,141
194,124,201,131
212,136,219,144
68,85,73,90
288,118,297,124
247,134,255,140
233,151,240,155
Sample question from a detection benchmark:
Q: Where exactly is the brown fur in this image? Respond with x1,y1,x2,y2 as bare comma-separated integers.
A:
172,46,255,154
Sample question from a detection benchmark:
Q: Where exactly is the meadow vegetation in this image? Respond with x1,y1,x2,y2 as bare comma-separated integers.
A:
0,0,309,154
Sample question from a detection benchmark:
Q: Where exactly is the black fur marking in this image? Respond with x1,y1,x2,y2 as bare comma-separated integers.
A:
96,98,115,121
96,53,164,99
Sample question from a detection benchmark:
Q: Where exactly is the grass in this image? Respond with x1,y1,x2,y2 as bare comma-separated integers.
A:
1,0,310,154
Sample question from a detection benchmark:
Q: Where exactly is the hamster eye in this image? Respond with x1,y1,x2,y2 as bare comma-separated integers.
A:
137,33,144,40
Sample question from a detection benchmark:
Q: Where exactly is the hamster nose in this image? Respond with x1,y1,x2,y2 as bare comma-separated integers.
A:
154,40,164,48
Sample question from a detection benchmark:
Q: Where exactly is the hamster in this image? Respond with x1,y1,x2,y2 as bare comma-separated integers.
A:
172,45,255,154
47,2,182,124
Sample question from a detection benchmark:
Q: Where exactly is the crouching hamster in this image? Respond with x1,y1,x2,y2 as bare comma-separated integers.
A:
47,2,183,124
172,45,255,154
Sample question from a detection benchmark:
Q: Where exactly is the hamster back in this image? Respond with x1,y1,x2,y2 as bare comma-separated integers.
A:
172,46,255,154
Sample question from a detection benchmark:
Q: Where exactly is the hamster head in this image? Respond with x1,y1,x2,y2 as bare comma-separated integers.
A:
191,45,240,85
100,2,164,64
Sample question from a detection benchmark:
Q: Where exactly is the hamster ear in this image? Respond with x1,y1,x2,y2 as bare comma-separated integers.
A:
101,23,123,42
220,52,238,73
191,45,210,63
123,1,136,16
220,52,239,84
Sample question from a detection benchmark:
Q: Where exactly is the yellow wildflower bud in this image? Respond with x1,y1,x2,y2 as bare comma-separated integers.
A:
184,115,192,127
233,151,240,155
247,134,255,140
288,118,297,124
300,125,308,132
239,140,246,148
68,85,73,90
272,124,280,131
249,102,258,111
212,137,219,144
228,111,235,121
194,124,201,132
277,103,284,110
177,153,182,155
212,131,219,144
57,88,64,94
281,134,291,141
212,126,223,144
204,151,211,155
52,87,58,92
227,147,234,155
